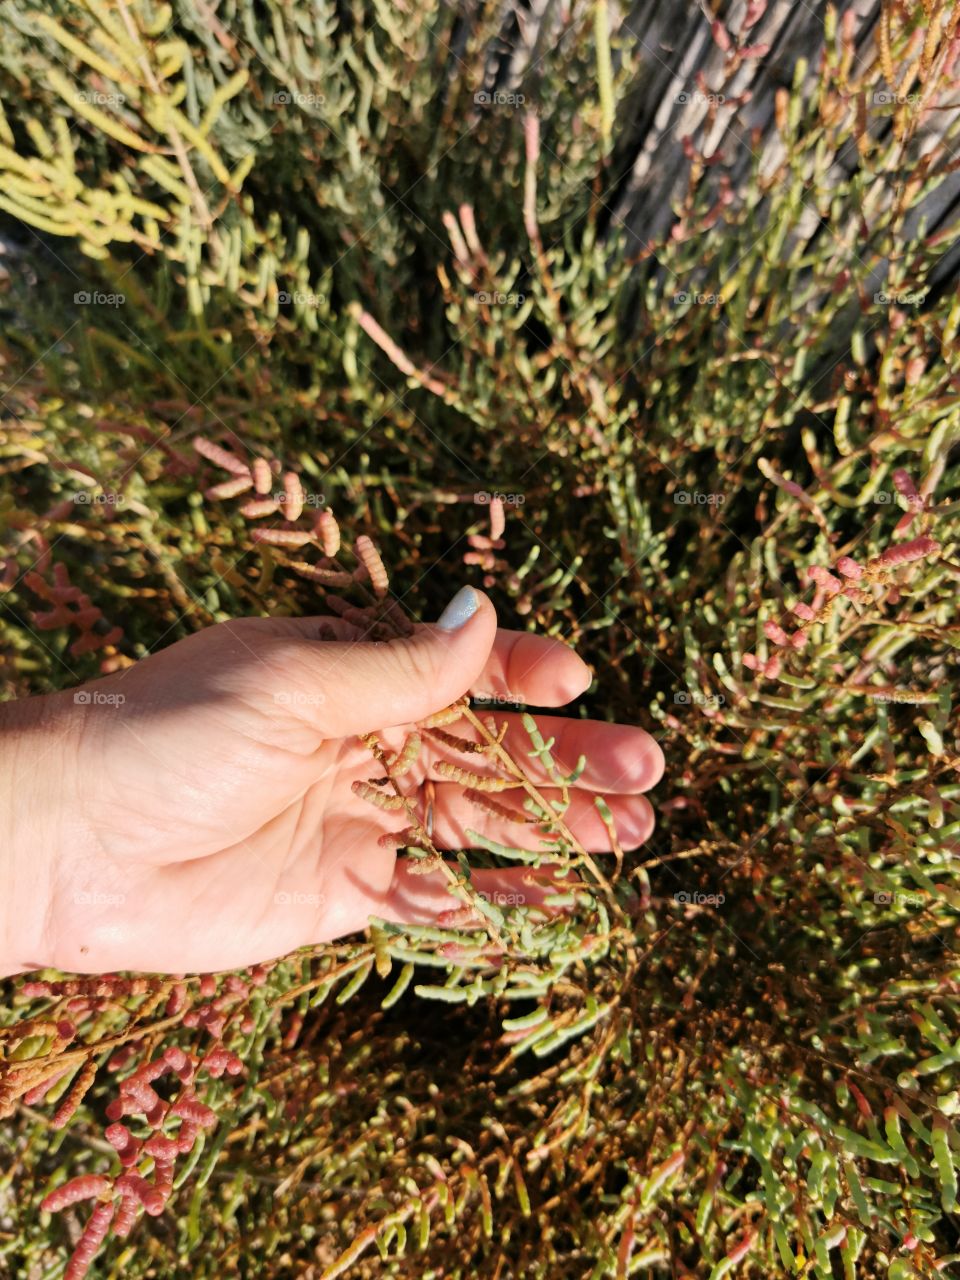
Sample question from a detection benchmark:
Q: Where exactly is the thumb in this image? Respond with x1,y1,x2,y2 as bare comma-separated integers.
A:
270,586,498,738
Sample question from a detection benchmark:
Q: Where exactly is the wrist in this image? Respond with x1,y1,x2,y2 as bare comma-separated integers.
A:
0,690,87,976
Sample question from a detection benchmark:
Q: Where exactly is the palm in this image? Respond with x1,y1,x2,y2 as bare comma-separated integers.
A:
39,609,664,974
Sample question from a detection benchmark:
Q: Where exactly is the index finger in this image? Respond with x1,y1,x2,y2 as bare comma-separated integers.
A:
471,630,591,707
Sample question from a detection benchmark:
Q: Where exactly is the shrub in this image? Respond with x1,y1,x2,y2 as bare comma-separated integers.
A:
1,1,959,1277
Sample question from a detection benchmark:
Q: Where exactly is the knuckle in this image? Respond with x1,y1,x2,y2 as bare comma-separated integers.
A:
397,636,444,688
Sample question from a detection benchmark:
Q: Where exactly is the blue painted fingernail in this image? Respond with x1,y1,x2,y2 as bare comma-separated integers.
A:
437,586,478,631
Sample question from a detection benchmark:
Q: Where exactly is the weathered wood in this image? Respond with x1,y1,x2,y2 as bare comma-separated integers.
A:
484,0,960,285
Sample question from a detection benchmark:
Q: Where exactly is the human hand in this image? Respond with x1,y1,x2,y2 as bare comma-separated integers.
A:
1,588,664,974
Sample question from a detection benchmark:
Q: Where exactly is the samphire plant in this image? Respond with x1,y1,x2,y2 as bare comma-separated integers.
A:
1,0,960,1276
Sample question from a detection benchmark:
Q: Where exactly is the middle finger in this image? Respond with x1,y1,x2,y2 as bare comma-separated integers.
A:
413,712,665,795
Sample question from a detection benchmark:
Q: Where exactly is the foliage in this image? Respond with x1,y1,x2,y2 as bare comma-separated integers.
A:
1,0,960,1277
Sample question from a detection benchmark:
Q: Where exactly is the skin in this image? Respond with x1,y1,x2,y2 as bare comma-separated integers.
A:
0,591,664,975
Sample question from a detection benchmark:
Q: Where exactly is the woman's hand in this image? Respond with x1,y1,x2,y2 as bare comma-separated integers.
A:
1,588,663,974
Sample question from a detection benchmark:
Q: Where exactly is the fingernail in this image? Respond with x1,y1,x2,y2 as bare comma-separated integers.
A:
436,585,478,631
